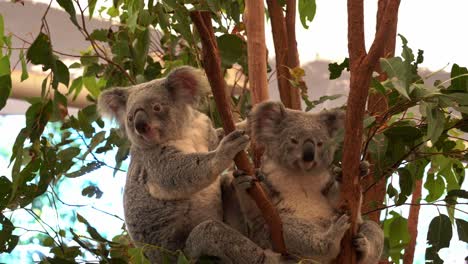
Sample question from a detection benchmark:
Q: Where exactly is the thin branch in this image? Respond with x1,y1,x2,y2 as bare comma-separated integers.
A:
364,202,468,216
347,0,366,66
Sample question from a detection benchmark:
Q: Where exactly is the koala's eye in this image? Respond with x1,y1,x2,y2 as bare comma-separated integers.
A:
153,103,162,112
290,138,299,144
128,115,133,123
317,142,323,147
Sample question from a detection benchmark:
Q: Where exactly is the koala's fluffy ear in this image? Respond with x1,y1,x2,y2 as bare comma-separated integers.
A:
97,87,129,124
165,66,210,104
319,109,345,137
248,101,286,144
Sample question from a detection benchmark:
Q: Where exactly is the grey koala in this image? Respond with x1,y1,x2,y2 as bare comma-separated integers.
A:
98,66,253,262
233,101,384,264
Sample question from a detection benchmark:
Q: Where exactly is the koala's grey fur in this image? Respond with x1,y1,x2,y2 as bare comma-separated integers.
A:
98,66,254,262
233,101,384,264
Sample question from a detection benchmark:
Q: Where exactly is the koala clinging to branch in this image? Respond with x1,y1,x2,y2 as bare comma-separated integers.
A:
234,101,384,264
97,66,252,262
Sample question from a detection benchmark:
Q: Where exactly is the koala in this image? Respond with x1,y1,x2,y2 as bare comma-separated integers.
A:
97,66,253,262
233,101,384,264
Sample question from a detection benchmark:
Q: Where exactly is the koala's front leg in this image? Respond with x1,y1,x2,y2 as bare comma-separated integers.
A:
281,214,350,262
332,160,370,182
147,130,249,199
185,220,284,264
353,220,384,264
216,120,249,139
231,170,271,240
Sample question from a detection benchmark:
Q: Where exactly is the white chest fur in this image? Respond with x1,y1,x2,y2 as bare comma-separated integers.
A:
263,161,335,220
167,109,211,153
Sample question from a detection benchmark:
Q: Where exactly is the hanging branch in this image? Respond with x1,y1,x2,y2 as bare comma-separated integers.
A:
337,0,401,263
363,0,399,224
266,0,298,110
189,10,287,255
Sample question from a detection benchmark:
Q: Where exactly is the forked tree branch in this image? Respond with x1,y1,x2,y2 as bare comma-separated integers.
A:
266,0,300,110
362,0,399,224
190,10,287,255
337,0,401,263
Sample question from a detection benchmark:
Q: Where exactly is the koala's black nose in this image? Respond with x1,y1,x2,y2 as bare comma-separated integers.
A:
302,140,315,162
134,110,150,135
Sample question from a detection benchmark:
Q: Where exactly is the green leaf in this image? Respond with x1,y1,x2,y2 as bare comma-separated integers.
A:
26,33,54,66
424,173,445,202
0,15,4,50
328,58,349,80
68,77,83,100
426,215,452,252
82,131,106,158
57,0,79,27
90,29,108,42
455,218,468,243
216,34,247,69
128,247,151,264
425,103,445,143
58,147,81,161
384,126,422,142
81,185,103,199
65,161,102,178
448,64,468,92
371,77,386,94
54,59,70,87
76,213,108,242
107,6,119,17
176,252,190,264
298,0,316,29
0,177,12,210
398,34,414,63
0,213,19,253
0,58,12,110
83,76,100,98
19,49,29,81
446,189,468,200
88,0,97,18
42,237,55,247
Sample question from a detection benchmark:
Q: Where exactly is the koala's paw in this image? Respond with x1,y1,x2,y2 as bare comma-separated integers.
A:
218,130,250,158
353,233,370,255
359,160,370,177
329,214,351,238
233,170,256,191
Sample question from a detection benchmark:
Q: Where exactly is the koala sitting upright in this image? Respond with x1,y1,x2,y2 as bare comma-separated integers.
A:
97,66,251,262
234,101,384,264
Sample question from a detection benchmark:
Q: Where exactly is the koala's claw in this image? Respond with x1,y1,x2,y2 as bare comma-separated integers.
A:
329,214,351,238
218,130,250,158
353,233,370,253
359,160,370,177
233,170,256,191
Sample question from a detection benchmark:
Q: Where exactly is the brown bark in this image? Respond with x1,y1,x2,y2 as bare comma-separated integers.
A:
190,11,287,255
266,0,301,110
285,0,302,110
362,0,399,224
403,179,422,264
336,1,400,263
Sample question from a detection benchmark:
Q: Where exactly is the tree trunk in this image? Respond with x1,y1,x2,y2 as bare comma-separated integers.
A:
190,10,287,255
336,1,401,263
403,179,422,264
